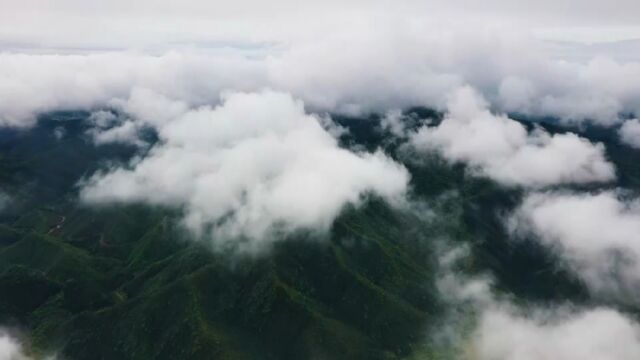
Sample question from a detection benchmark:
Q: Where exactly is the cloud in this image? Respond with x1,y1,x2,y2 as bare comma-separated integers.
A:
52,127,66,140
87,110,117,128
509,191,640,299
434,247,640,360
3,0,640,50
108,87,190,129
533,57,640,125
265,28,459,115
379,110,417,138
410,86,615,187
472,306,640,360
85,90,192,147
1,29,640,129
0,331,31,360
619,118,640,148
0,51,265,128
86,116,144,147
80,90,409,251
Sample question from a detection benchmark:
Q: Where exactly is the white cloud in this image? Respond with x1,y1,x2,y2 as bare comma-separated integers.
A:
472,307,640,360
510,191,640,299
86,119,143,147
0,51,265,128
269,34,640,125
265,28,459,115
85,109,147,147
108,87,190,129
80,90,409,251
2,0,640,49
85,90,191,147
410,86,615,187
435,248,640,360
379,110,409,138
619,118,640,148
88,110,117,128
0,331,31,360
1,30,640,129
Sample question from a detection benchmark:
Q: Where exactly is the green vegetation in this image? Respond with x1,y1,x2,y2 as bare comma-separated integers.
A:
1,111,635,359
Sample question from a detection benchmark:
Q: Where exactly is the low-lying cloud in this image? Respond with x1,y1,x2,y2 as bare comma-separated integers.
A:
86,111,145,147
472,306,640,360
81,90,409,251
619,118,640,148
436,247,640,360
0,52,265,128
510,191,640,299
1,29,640,129
410,86,615,187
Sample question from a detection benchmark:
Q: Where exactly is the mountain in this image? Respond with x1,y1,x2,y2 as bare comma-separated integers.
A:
0,111,637,359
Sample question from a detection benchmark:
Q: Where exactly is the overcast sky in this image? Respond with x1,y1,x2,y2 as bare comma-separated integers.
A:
2,0,640,51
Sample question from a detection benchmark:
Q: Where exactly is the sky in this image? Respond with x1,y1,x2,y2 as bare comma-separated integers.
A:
3,1,640,359
3,0,640,46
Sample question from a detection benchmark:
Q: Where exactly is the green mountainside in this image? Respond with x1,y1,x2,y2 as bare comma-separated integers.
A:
0,111,638,359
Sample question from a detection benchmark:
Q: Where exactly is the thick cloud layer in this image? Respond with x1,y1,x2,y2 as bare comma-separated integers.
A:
2,29,640,128
473,307,640,360
3,0,640,50
510,191,640,298
0,52,265,127
81,91,409,251
410,87,615,187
